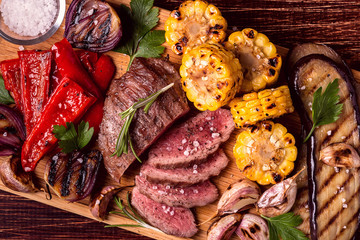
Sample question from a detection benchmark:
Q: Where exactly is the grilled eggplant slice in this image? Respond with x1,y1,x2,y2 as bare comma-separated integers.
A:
288,43,360,240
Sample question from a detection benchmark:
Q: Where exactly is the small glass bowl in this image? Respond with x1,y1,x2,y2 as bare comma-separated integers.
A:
0,0,66,45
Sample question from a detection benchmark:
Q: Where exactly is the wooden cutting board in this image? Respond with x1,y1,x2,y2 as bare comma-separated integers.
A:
1,0,360,239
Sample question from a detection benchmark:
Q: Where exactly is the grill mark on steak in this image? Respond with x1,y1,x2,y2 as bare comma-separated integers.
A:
98,58,189,182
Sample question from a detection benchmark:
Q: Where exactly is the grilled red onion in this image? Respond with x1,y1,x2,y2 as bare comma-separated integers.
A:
0,156,36,192
0,104,25,141
44,150,102,202
64,0,122,53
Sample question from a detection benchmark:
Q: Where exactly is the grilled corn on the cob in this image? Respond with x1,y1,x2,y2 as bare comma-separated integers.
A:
225,28,282,92
180,43,243,111
165,0,227,55
233,121,297,185
229,85,294,128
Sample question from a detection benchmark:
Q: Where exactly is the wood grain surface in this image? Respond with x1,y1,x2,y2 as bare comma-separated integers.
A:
1,0,360,239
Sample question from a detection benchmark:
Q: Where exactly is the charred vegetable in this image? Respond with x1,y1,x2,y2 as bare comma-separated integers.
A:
207,214,242,240
90,185,121,220
319,142,360,168
65,0,122,53
44,150,102,202
180,43,243,111
288,43,360,239
236,214,269,240
165,0,227,55
0,156,36,192
225,28,281,92
233,121,297,185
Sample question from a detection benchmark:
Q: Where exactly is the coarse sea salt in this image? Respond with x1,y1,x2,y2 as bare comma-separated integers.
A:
1,0,57,37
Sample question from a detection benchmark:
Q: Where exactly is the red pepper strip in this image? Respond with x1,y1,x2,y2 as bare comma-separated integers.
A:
81,101,104,136
51,38,102,99
50,58,63,94
93,54,116,92
19,50,52,134
0,59,22,111
76,50,99,74
21,77,96,172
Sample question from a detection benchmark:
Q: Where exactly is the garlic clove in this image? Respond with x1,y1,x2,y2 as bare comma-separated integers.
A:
319,142,360,168
218,178,261,215
89,185,121,220
207,214,242,240
236,214,269,240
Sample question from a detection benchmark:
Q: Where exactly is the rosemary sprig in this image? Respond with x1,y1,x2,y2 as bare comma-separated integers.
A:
105,192,164,233
112,83,174,162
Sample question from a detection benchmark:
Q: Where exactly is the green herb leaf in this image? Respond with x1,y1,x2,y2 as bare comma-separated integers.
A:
53,121,94,153
262,213,308,240
304,79,343,142
114,0,164,71
112,83,174,162
0,76,15,105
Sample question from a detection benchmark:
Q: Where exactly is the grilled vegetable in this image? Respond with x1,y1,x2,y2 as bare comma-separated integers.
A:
180,43,243,111
0,156,36,193
0,60,20,108
90,185,121,220
207,214,242,240
288,43,360,239
319,143,360,168
225,28,281,92
165,0,227,55
229,85,294,128
44,150,102,202
233,121,297,185
236,214,269,240
64,0,122,53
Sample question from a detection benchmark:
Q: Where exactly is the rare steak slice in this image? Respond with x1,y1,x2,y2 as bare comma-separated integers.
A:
135,175,218,208
141,149,229,186
98,58,189,182
131,187,198,238
146,109,234,169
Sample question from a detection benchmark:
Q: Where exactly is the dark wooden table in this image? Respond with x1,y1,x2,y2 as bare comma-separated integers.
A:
1,0,359,239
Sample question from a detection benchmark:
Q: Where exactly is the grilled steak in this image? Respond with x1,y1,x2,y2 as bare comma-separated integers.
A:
131,187,198,238
288,44,360,239
98,58,189,182
146,109,234,169
141,149,229,186
135,175,218,208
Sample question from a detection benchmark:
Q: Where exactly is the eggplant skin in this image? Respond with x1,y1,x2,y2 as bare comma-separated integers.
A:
288,51,360,240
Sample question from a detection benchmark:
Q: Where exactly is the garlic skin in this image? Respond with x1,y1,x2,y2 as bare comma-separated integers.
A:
257,174,297,217
90,185,121,220
236,214,269,240
218,178,261,215
319,142,360,168
207,214,242,240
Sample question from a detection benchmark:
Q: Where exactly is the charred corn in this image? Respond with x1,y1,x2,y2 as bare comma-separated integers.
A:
229,85,294,128
225,28,282,92
180,43,243,111
233,121,297,185
165,0,227,55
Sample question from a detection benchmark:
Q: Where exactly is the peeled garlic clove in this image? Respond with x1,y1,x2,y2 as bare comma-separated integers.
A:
218,178,260,215
236,214,269,240
90,185,121,220
319,143,360,168
207,214,242,240
257,172,299,217
0,156,36,193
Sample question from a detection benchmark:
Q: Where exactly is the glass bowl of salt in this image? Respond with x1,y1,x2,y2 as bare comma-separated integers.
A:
0,0,65,45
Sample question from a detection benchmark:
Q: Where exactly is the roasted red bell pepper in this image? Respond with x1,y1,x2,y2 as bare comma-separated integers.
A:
76,50,99,74
51,39,102,99
0,59,22,111
93,54,115,92
19,50,52,134
21,77,96,172
50,58,63,94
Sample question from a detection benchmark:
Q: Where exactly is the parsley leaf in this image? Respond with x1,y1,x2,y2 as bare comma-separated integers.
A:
114,0,165,71
0,76,15,105
53,121,94,153
304,79,343,142
262,212,308,240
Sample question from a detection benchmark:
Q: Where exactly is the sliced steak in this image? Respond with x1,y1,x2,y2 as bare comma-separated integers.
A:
135,175,218,208
146,109,234,169
141,149,229,186
131,187,198,238
98,58,189,182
